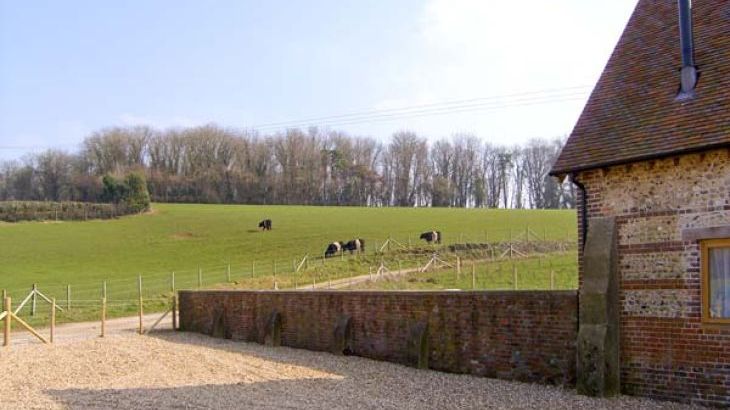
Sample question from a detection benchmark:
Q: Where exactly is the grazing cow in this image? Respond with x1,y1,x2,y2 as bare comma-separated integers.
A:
258,219,272,231
344,238,365,254
419,231,442,244
325,241,344,258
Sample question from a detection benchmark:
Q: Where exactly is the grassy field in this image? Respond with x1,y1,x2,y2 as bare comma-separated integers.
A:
0,203,577,325
350,252,578,291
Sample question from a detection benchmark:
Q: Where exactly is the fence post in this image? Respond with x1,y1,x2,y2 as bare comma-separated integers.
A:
456,257,462,277
97,297,105,338
31,283,37,316
50,297,56,343
66,285,71,310
138,275,144,335
471,263,476,289
171,294,177,331
198,267,202,288
171,272,175,292
550,269,555,290
227,264,231,283
102,281,107,300
369,266,373,281
1,289,5,302
3,297,10,347
251,261,255,278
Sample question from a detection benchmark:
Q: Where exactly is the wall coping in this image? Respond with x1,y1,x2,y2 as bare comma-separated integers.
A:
179,289,577,297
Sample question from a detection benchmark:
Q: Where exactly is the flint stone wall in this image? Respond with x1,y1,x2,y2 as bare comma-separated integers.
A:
577,148,730,407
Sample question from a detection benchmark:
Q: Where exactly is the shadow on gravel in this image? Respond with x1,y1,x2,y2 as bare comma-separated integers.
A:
144,330,381,378
44,379,350,410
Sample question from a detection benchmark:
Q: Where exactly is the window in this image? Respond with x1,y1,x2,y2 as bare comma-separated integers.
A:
701,239,730,323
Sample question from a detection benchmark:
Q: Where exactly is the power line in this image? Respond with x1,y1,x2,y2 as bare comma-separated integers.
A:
251,85,591,130
255,91,589,131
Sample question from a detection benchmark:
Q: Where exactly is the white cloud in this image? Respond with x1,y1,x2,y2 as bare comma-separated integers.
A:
367,0,637,143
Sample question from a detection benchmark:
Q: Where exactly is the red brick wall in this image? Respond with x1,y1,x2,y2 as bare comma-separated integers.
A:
577,149,730,407
179,290,577,385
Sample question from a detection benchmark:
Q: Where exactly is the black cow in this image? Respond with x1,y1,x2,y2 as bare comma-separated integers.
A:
324,241,344,258
258,219,272,230
420,231,442,244
344,238,365,254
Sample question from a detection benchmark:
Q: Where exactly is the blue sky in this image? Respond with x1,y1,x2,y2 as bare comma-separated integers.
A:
0,0,638,159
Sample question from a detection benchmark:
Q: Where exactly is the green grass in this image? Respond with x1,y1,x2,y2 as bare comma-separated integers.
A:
0,203,577,325
350,252,578,291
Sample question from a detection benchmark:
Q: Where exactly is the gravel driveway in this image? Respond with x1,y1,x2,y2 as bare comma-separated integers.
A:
0,331,702,410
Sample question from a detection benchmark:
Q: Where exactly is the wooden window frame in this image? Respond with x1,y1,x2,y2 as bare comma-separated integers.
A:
700,238,730,325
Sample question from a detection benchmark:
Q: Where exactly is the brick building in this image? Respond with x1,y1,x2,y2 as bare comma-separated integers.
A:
551,0,730,406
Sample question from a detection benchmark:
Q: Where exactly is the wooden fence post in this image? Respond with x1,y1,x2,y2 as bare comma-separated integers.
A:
50,297,56,343
4,297,11,347
171,272,175,292
66,285,71,310
550,269,555,290
138,275,144,335
102,281,107,300
31,283,37,316
251,261,255,278
101,297,106,337
456,257,462,279
171,294,178,331
471,263,476,289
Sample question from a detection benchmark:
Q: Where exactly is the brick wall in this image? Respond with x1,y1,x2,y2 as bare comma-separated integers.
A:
179,290,577,385
577,148,730,407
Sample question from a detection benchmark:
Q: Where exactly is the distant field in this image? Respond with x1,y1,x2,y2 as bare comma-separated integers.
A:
0,203,576,324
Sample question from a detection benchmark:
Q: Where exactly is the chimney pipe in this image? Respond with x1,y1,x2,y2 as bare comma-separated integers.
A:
677,0,697,95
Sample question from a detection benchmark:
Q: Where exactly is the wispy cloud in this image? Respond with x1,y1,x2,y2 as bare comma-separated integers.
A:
118,113,206,129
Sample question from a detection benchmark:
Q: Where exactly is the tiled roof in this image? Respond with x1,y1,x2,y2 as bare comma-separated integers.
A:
551,0,730,176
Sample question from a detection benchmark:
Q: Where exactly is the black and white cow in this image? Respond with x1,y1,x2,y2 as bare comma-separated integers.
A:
325,241,344,258
344,238,365,254
258,219,272,230
420,231,442,244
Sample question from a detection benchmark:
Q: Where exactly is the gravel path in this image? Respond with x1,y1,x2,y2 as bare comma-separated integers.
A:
8,313,173,346
0,331,703,410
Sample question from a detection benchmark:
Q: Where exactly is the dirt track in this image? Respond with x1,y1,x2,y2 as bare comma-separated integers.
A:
0,329,702,409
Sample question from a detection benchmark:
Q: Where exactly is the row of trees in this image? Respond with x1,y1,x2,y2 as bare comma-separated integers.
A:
0,125,575,208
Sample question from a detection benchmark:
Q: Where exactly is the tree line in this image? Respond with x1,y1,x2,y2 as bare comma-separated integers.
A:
0,124,575,209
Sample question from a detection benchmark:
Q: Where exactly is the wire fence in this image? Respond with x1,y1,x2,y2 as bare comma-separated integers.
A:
2,226,578,328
